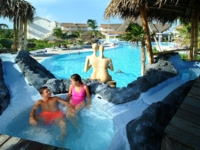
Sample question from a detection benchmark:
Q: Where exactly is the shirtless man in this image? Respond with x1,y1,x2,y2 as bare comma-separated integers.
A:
84,44,114,82
29,86,74,138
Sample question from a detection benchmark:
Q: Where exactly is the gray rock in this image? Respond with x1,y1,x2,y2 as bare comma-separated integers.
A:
43,78,66,94
0,51,197,149
15,50,55,90
126,80,195,150
14,51,179,104
0,59,10,115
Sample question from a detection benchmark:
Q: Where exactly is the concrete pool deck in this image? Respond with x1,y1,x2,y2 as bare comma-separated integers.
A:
30,47,94,62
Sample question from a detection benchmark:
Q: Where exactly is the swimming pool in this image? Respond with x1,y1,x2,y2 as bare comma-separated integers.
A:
1,47,200,150
41,45,143,87
0,55,116,150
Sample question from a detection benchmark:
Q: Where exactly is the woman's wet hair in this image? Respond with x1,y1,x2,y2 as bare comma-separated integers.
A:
71,74,83,84
39,86,48,94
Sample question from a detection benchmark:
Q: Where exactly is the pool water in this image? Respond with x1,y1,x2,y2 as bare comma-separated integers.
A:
41,45,143,87
0,56,116,150
2,94,115,150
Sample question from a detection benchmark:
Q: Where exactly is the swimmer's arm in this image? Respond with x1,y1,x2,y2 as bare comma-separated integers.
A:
84,85,91,109
66,85,73,102
29,100,41,125
55,96,73,109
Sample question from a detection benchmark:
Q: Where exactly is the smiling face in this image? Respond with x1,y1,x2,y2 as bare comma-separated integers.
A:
71,78,80,87
70,74,83,86
41,88,51,98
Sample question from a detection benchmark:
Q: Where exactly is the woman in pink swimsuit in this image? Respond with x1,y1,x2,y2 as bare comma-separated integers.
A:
66,74,91,117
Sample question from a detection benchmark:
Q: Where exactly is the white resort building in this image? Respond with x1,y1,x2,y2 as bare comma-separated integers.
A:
27,16,58,40
27,16,172,43
61,23,88,34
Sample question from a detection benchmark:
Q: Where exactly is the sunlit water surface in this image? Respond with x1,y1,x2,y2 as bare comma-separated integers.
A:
41,45,142,87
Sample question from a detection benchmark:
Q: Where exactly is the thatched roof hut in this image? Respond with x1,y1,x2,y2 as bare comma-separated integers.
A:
104,0,200,61
104,0,200,23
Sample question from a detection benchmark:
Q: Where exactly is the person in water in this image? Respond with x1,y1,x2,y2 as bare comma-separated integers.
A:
65,74,91,118
115,69,124,74
29,86,74,138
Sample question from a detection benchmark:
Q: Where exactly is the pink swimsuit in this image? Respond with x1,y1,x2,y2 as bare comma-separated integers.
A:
71,84,86,106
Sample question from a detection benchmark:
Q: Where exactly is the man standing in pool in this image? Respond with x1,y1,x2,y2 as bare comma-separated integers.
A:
29,86,74,138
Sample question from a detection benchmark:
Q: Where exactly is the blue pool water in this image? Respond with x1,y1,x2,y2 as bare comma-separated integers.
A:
41,45,142,87
3,94,114,150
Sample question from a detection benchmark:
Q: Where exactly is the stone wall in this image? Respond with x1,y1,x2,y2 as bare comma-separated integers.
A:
126,80,194,150
14,50,179,104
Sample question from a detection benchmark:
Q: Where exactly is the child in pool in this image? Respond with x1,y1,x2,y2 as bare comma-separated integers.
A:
66,73,91,118
29,86,74,138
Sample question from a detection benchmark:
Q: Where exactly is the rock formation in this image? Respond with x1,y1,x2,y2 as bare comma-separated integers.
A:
0,50,196,149
0,59,10,115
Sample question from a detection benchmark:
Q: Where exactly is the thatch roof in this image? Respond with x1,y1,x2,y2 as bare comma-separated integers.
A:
104,0,200,23
116,18,171,33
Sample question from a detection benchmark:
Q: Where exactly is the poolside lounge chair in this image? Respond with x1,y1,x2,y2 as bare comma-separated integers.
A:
30,50,47,56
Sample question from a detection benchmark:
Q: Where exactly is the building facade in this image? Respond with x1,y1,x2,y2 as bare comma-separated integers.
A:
61,23,88,34
27,16,58,40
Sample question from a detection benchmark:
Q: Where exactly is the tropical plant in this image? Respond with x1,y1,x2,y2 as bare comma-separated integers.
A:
0,0,35,51
0,23,9,38
53,27,65,39
71,30,82,39
0,23,9,29
95,30,104,39
123,22,146,75
175,23,191,45
87,19,98,37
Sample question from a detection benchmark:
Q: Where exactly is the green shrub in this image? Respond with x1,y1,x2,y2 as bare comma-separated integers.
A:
153,47,159,53
0,39,13,48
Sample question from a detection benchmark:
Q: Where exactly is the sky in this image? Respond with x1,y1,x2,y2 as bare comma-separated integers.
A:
0,0,123,29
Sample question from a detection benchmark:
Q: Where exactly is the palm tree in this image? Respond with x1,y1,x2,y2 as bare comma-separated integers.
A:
0,24,9,29
87,19,98,38
0,0,35,51
0,23,9,38
12,0,35,51
123,22,146,75
53,27,65,39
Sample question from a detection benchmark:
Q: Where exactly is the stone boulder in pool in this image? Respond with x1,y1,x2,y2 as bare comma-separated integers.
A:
0,59,10,115
126,80,194,150
15,50,178,104
15,50,55,90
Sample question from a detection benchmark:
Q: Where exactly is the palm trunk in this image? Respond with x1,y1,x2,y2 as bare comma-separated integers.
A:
193,7,198,60
13,16,20,52
19,18,23,51
139,1,153,64
141,40,146,76
13,17,17,51
23,19,28,50
189,10,195,60
16,16,20,51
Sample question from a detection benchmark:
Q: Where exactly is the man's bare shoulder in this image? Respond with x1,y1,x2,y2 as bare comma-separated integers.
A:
47,96,58,100
34,100,43,106
51,96,64,101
